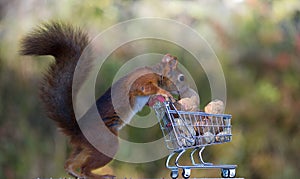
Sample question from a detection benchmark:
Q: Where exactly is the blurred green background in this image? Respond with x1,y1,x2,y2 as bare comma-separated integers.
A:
1,0,300,178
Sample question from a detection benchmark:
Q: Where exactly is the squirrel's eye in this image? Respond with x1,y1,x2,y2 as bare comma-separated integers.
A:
178,74,185,82
141,86,145,91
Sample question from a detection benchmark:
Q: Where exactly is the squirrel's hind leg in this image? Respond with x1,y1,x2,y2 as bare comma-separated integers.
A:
64,147,88,178
81,148,116,179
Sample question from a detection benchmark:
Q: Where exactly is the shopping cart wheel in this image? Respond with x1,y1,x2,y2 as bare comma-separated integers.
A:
182,168,191,179
221,168,229,178
221,168,236,178
170,170,179,179
229,168,236,178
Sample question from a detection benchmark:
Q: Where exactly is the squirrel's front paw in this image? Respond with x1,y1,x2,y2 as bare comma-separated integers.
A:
162,94,175,102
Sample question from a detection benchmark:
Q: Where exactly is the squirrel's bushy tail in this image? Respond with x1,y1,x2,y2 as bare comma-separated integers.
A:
20,22,89,136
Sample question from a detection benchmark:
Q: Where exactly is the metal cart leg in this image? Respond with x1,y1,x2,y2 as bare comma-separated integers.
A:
198,147,213,166
190,148,198,165
166,151,179,179
175,149,186,167
166,151,177,169
174,150,192,179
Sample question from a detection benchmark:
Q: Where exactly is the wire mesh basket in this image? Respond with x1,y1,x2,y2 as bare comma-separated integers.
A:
153,101,237,178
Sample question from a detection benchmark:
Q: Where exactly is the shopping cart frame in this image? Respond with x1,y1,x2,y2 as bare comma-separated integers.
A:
153,101,237,178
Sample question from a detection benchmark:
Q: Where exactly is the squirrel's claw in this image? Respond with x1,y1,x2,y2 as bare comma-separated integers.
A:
160,93,175,103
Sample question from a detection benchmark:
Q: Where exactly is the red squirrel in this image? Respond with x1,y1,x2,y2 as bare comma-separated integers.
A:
20,22,190,179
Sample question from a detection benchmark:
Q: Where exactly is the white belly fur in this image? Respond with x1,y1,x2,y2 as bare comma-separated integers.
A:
132,95,150,113
117,95,150,130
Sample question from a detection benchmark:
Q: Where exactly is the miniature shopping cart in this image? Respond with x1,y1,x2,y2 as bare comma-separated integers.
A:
153,101,237,178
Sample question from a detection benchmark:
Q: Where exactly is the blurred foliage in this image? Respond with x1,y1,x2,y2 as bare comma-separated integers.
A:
1,0,300,178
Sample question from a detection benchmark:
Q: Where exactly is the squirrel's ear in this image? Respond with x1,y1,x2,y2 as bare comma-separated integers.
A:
162,54,178,70
162,54,172,63
169,57,178,70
